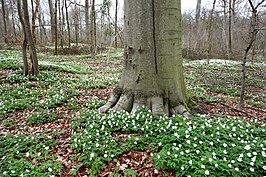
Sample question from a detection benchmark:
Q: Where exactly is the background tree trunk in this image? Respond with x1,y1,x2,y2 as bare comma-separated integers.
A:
59,0,63,49
65,0,71,48
239,0,264,110
228,0,233,58
114,0,118,49
48,0,56,43
195,0,202,49
10,0,17,41
85,0,90,46
207,0,216,64
99,0,189,117
90,0,96,56
54,0,58,55
17,0,29,75
196,0,201,25
1,0,7,42
22,0,39,75
31,0,40,44
74,0,79,47
38,10,43,43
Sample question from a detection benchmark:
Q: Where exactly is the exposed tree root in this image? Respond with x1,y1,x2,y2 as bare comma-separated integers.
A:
99,90,191,118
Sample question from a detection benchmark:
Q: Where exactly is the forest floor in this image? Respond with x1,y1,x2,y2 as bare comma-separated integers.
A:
0,49,265,177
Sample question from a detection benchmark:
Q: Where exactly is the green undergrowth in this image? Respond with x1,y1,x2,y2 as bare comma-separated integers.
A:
185,59,266,108
0,50,120,117
0,50,265,176
26,109,64,125
71,109,266,176
0,85,78,115
0,134,61,177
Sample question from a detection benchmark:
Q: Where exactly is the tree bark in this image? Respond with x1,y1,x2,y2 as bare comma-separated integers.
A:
17,0,29,75
40,12,48,43
114,0,118,49
239,0,264,110
228,0,233,59
54,0,58,55
60,0,64,49
23,0,40,76
1,0,7,42
10,0,18,41
58,0,62,48
85,0,90,45
195,0,202,50
22,0,39,75
48,0,56,43
38,9,43,43
221,0,228,58
99,0,190,117
74,0,79,47
31,0,40,44
196,0,201,25
90,0,96,56
65,0,71,48
207,0,216,64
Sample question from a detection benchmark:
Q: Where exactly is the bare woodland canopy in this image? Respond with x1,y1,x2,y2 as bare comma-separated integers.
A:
0,0,265,61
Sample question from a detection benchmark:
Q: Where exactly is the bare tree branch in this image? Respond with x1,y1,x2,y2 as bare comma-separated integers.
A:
255,0,266,9
248,0,266,11
247,0,255,11
66,0,101,8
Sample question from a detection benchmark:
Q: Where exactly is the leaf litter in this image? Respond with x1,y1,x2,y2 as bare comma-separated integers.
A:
0,55,265,176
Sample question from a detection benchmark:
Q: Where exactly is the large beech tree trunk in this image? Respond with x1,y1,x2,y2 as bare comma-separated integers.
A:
99,0,190,117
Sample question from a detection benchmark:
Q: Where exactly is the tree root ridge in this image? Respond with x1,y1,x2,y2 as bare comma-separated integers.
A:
98,90,191,118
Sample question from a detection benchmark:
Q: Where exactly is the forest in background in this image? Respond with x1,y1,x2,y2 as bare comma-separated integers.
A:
1,0,266,176
0,0,265,61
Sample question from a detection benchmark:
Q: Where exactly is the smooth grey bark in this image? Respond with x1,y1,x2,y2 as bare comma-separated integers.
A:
31,0,40,44
18,0,39,75
207,0,216,63
59,0,64,49
228,0,233,58
85,0,90,45
48,0,56,43
114,0,118,49
38,10,43,42
23,0,39,75
54,0,58,55
10,0,17,41
194,0,202,50
196,0,201,25
1,0,7,42
17,0,28,75
90,0,96,56
74,0,79,47
99,0,190,117
65,0,71,48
